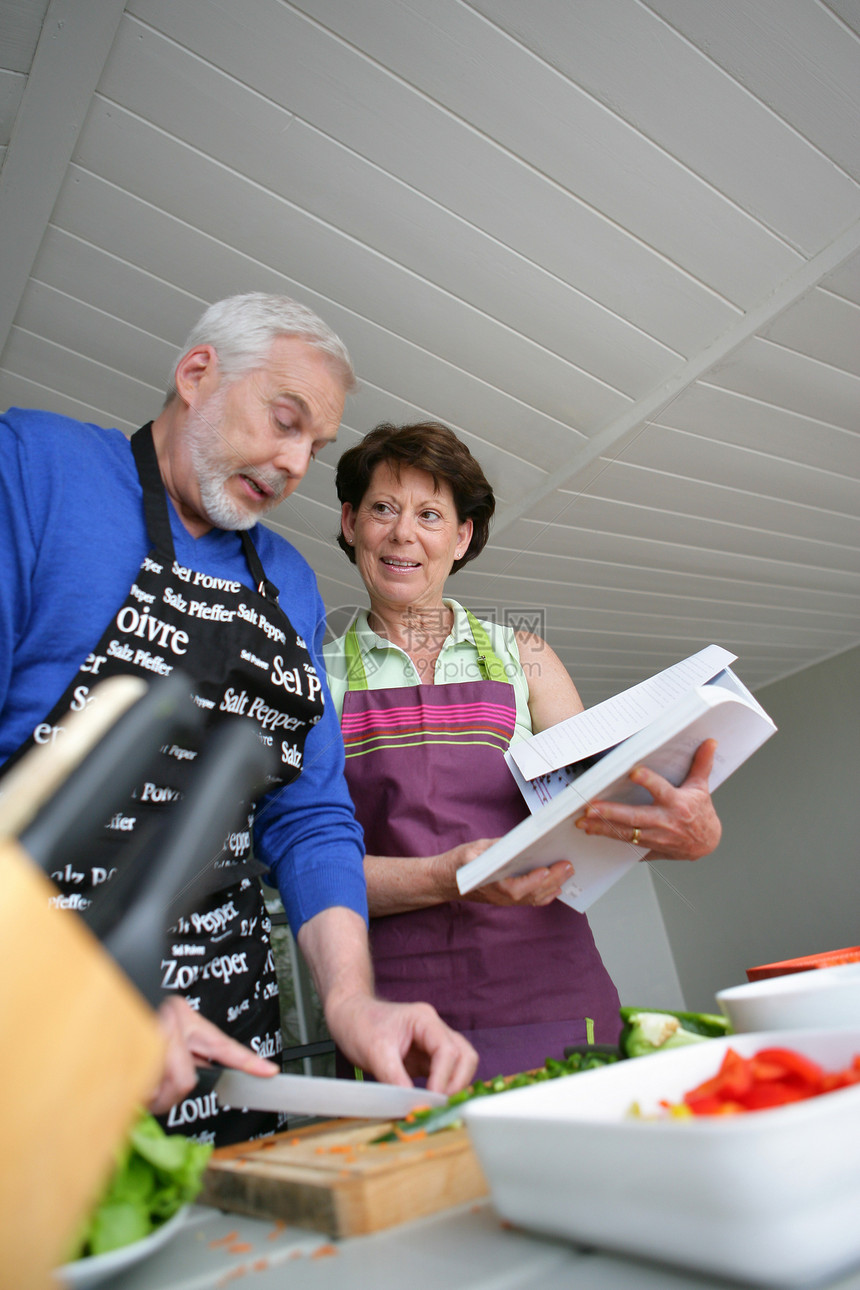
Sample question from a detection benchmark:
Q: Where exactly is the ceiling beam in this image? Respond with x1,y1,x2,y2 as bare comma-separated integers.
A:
491,214,860,536
0,0,126,360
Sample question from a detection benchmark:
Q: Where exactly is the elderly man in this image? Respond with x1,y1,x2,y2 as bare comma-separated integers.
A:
0,293,477,1144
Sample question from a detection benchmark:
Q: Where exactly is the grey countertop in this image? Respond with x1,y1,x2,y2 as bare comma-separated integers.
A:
84,1199,860,1290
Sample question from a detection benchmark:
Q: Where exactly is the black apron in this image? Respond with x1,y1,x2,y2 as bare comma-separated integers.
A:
4,424,326,1144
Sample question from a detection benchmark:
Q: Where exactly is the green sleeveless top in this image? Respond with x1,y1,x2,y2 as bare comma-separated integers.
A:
322,599,534,746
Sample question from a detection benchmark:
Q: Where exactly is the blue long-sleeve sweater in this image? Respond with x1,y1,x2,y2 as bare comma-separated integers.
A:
0,407,367,932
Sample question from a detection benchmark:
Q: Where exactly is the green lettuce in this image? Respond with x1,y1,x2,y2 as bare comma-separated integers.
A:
66,1111,213,1261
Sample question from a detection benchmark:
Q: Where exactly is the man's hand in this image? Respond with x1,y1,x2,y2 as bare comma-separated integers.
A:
298,906,478,1095
147,995,279,1114
326,992,478,1095
575,738,722,861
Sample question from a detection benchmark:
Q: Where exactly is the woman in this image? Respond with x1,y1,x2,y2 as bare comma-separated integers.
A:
323,422,721,1079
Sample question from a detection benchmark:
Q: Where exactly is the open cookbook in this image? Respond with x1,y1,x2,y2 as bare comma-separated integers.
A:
456,645,776,912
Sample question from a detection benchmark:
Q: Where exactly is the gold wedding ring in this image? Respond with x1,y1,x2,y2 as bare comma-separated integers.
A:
631,826,641,846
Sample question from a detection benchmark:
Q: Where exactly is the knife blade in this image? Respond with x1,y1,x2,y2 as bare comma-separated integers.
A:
201,1067,447,1120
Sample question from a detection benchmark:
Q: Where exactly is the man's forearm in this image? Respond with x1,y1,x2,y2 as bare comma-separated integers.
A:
296,904,479,1094
296,905,374,1011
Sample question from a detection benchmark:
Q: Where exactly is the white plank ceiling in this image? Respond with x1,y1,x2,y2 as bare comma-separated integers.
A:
1,0,859,705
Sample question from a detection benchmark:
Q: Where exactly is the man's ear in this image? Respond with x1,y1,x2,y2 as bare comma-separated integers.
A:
173,345,219,408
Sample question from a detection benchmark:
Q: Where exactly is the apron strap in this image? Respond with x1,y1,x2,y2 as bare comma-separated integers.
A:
344,623,368,690
344,609,508,690
465,610,508,683
130,423,280,605
238,531,280,606
131,422,175,558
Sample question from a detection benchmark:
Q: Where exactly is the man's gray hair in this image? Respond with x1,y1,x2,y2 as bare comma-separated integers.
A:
166,292,356,400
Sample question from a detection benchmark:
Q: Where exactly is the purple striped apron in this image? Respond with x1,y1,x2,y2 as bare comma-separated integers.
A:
339,612,620,1080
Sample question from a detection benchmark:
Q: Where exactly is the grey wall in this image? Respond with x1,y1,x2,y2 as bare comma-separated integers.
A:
587,858,685,1011
587,646,859,1016
652,645,860,1012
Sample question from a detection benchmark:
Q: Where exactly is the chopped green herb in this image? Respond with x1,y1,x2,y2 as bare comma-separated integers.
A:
372,1048,622,1143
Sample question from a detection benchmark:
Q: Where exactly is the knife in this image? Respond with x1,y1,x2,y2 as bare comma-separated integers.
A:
197,1066,447,1120
18,672,200,876
0,674,151,842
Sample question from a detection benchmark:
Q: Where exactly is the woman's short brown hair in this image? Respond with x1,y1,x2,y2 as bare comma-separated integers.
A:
335,422,495,573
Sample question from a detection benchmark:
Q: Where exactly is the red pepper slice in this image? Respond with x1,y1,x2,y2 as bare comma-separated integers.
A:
683,1047,752,1105
675,1047,860,1117
822,1066,860,1092
741,1082,808,1110
750,1047,824,1091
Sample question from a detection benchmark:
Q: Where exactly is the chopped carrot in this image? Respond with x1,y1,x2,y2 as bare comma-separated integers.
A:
311,1243,338,1259
394,1126,426,1142
209,1230,240,1248
216,1267,248,1286
402,1105,432,1123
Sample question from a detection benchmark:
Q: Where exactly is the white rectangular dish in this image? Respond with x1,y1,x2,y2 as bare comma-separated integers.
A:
464,1028,860,1287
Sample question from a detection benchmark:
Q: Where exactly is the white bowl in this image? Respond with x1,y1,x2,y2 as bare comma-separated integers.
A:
57,1205,189,1289
718,962,860,1032
464,1028,860,1287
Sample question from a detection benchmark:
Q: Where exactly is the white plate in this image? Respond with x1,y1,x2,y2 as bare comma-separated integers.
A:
56,1205,190,1289
464,1028,860,1288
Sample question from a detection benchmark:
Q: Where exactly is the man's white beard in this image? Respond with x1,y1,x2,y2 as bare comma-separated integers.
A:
185,391,283,531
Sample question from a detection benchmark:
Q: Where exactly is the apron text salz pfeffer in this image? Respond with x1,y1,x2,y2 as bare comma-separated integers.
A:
338,613,620,1082
3,424,325,1144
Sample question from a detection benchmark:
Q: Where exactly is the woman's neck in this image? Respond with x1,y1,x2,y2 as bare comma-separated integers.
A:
367,600,454,668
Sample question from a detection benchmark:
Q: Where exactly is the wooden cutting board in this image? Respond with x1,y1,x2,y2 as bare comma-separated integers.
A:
199,1116,488,1237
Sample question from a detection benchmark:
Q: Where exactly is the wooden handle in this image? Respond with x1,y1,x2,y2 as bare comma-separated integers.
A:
0,840,165,1290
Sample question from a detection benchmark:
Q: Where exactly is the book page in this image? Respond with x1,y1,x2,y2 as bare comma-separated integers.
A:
505,749,584,811
509,644,737,781
521,666,759,815
459,682,776,913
